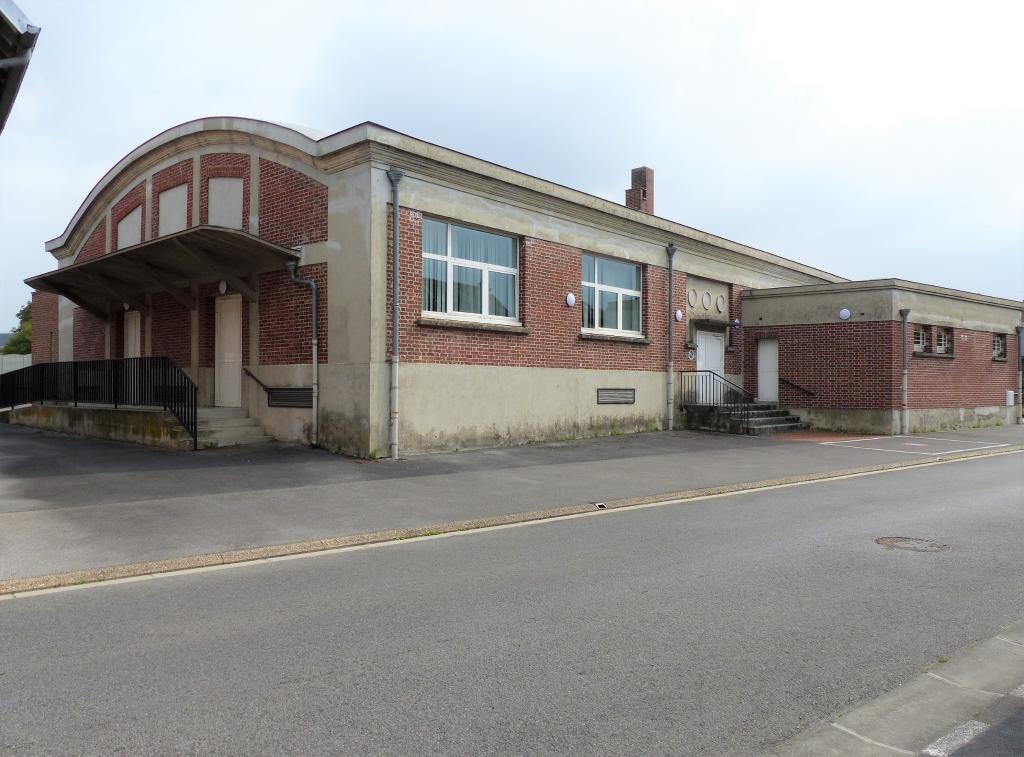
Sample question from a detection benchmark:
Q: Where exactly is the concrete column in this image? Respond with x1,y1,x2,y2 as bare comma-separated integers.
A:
191,157,200,227
249,154,260,235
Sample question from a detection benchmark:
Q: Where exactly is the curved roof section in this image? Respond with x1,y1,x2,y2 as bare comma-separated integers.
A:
46,116,845,284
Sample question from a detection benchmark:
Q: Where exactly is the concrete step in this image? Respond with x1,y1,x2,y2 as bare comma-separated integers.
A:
198,416,260,430
742,414,806,427
197,407,249,420
721,408,793,419
743,420,809,436
198,434,275,449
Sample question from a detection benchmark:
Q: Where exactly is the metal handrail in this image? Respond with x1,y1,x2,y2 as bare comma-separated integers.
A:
780,377,816,396
0,357,198,450
678,370,753,406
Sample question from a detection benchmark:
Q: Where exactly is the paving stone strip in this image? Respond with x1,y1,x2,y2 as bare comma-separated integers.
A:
1,444,1020,597
771,619,1024,756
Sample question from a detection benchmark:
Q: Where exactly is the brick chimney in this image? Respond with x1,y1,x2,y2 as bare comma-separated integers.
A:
624,166,654,214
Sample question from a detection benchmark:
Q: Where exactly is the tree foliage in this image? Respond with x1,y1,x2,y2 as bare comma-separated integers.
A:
3,300,32,355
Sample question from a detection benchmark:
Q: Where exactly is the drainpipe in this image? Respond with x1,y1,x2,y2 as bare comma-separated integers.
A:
666,243,677,431
899,309,911,434
387,169,404,459
1017,323,1024,425
288,261,319,446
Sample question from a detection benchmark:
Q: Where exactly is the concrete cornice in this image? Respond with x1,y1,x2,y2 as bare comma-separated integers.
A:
743,278,1024,312
47,117,845,286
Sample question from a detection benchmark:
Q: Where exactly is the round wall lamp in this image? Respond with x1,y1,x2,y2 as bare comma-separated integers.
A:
566,292,576,307
122,302,130,311
218,280,228,295
838,308,851,321
675,309,684,322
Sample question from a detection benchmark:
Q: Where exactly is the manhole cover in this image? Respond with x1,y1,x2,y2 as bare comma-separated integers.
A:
875,536,949,552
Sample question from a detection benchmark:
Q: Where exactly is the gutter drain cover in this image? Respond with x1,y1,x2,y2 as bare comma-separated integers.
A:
875,537,949,553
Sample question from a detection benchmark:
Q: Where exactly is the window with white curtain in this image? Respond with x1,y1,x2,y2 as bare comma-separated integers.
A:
581,254,642,335
421,218,519,322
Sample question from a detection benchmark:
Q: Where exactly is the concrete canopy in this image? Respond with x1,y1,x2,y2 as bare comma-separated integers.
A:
26,226,299,322
0,0,39,135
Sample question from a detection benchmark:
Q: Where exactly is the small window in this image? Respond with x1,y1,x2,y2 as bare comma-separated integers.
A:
993,333,1007,359
116,206,142,250
934,327,953,354
913,326,928,352
582,254,642,335
158,184,188,237
421,218,519,322
208,177,244,229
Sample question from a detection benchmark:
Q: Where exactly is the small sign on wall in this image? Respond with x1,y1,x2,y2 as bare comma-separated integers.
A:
687,349,695,361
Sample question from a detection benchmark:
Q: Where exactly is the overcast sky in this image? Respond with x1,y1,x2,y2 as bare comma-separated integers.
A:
1,0,1021,327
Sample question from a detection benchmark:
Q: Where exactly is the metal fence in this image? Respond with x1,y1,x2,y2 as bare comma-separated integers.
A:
0,357,198,450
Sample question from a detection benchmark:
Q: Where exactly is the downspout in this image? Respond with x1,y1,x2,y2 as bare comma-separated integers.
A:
899,309,911,434
1017,323,1024,425
666,243,677,431
288,261,319,446
387,169,404,459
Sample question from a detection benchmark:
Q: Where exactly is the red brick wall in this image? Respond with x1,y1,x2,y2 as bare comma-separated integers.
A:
387,208,689,371
198,284,218,368
199,153,249,226
258,263,328,364
724,284,744,374
151,159,193,236
258,159,328,247
75,223,107,264
30,291,58,364
110,182,146,252
743,322,903,409
908,326,1019,409
73,308,107,361
150,293,191,367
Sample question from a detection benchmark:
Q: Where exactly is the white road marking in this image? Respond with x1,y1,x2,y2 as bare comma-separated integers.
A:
822,444,938,455
903,442,929,446
931,444,1008,455
820,436,891,444
921,720,989,756
830,723,913,754
3,447,1022,600
926,671,1003,696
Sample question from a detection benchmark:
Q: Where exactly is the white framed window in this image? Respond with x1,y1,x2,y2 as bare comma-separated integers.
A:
934,327,953,354
913,326,928,352
581,253,642,336
421,218,519,323
993,333,1007,359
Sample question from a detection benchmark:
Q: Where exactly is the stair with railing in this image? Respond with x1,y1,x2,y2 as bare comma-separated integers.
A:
197,407,273,448
679,370,807,436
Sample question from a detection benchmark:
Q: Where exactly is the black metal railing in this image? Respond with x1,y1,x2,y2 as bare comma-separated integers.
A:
679,370,756,430
0,357,198,450
679,370,753,406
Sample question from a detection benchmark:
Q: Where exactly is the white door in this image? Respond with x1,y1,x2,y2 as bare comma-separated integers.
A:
695,330,725,403
124,311,141,358
215,295,242,407
757,339,779,403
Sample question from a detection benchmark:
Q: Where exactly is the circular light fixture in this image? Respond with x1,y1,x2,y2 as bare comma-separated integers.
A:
218,280,228,295
123,302,130,311
839,308,851,321
566,292,576,307
675,309,684,322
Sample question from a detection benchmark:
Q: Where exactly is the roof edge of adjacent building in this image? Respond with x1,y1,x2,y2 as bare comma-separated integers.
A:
44,116,846,285
742,278,1024,312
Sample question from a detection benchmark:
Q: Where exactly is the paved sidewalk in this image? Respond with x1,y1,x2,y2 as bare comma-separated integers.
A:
2,422,1022,583
774,618,1024,756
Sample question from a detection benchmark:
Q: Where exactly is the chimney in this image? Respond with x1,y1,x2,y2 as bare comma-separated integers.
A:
624,166,654,214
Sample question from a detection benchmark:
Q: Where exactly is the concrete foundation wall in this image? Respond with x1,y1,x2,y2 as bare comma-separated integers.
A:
5,404,192,450
788,405,1019,435
398,363,669,453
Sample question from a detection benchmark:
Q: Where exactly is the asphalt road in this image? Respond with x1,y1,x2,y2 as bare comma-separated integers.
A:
2,452,1022,755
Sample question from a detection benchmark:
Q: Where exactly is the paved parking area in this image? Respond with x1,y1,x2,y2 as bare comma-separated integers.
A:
820,434,1013,457
1,420,1021,583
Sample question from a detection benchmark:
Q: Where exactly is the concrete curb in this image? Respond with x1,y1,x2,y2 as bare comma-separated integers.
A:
1,443,1021,597
771,618,1024,756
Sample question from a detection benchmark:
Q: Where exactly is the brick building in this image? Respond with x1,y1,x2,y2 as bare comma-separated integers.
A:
18,117,1024,453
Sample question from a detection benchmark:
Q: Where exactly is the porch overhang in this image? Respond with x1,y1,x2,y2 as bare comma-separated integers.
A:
26,226,301,321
